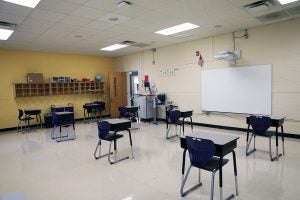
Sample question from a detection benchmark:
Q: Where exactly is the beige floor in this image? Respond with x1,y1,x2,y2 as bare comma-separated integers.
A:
0,121,299,200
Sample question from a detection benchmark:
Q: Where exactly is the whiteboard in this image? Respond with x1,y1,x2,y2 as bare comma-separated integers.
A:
201,65,272,115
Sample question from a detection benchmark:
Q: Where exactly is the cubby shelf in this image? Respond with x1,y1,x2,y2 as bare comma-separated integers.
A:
14,82,104,98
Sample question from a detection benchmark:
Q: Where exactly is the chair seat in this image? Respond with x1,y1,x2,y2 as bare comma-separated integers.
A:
251,130,274,137
102,132,123,141
199,157,229,172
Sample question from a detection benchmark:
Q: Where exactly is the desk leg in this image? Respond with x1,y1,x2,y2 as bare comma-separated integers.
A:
281,125,285,155
39,114,42,128
219,156,223,200
190,117,193,132
83,109,86,122
233,151,238,196
127,129,134,159
182,117,185,136
271,127,282,161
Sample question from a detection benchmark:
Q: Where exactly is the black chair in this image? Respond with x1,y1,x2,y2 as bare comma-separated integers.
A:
17,109,34,132
181,136,237,200
166,110,182,139
65,103,74,112
246,115,279,161
94,121,130,164
119,106,129,119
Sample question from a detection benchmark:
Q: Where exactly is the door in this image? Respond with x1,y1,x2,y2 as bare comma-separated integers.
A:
109,72,127,118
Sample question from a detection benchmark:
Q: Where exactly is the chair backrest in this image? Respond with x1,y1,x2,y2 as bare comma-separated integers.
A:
157,93,166,104
52,112,58,127
169,110,181,124
119,106,128,118
65,103,74,112
186,136,216,168
18,109,24,120
94,101,106,112
97,120,111,139
249,115,272,136
58,113,74,126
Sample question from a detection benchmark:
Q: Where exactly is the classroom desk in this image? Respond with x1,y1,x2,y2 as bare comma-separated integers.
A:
103,118,134,164
180,132,239,200
52,111,75,142
125,106,140,128
246,116,285,160
24,109,42,128
83,103,105,122
166,110,193,135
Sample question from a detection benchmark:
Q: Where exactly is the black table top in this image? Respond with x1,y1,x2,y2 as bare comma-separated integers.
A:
185,131,239,146
103,118,131,132
24,109,41,115
126,106,139,112
246,116,285,127
180,131,239,157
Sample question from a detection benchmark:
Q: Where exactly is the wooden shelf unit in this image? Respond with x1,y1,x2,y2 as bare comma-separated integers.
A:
14,81,104,97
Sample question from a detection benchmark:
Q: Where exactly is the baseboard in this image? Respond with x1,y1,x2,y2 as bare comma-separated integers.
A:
0,114,111,134
189,121,300,139
1,117,299,139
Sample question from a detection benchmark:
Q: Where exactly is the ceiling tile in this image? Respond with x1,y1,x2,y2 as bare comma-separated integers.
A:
70,6,107,19
60,16,92,26
38,0,81,14
29,9,66,22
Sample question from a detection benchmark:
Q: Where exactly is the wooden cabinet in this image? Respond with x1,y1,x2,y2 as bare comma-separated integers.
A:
14,82,104,98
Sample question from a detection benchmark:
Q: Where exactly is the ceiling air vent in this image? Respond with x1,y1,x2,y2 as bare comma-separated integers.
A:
131,43,150,48
256,11,290,22
244,0,277,12
120,40,136,45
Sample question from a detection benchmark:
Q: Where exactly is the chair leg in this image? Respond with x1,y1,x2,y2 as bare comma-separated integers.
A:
180,164,202,197
17,120,22,132
246,133,256,156
166,125,177,139
94,140,113,160
210,171,216,200
269,136,282,161
108,141,129,165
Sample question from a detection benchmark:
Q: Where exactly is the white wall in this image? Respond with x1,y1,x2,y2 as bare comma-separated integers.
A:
115,18,300,134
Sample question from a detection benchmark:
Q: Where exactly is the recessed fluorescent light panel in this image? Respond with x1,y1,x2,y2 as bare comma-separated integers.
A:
0,28,14,40
3,0,41,8
100,44,128,51
155,23,199,36
277,0,299,4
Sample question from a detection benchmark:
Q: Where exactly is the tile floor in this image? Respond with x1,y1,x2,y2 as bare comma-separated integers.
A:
0,121,299,200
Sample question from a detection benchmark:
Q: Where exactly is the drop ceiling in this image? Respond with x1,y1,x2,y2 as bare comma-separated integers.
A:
0,0,299,57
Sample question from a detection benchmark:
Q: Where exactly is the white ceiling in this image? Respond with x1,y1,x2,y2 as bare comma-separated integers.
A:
0,0,299,57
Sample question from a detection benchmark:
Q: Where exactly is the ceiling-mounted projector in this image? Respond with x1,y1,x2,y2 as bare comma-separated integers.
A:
214,50,241,65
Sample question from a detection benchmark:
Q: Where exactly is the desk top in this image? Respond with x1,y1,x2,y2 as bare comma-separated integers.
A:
126,106,139,112
104,118,131,124
24,109,41,112
185,131,239,146
246,116,285,127
56,111,74,115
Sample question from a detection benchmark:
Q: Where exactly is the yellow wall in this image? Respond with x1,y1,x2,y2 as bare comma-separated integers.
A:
115,18,300,134
0,49,115,129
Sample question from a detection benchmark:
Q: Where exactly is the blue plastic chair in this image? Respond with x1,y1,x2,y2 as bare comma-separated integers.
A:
119,106,129,118
181,136,231,200
166,110,182,139
246,115,279,161
94,121,130,164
